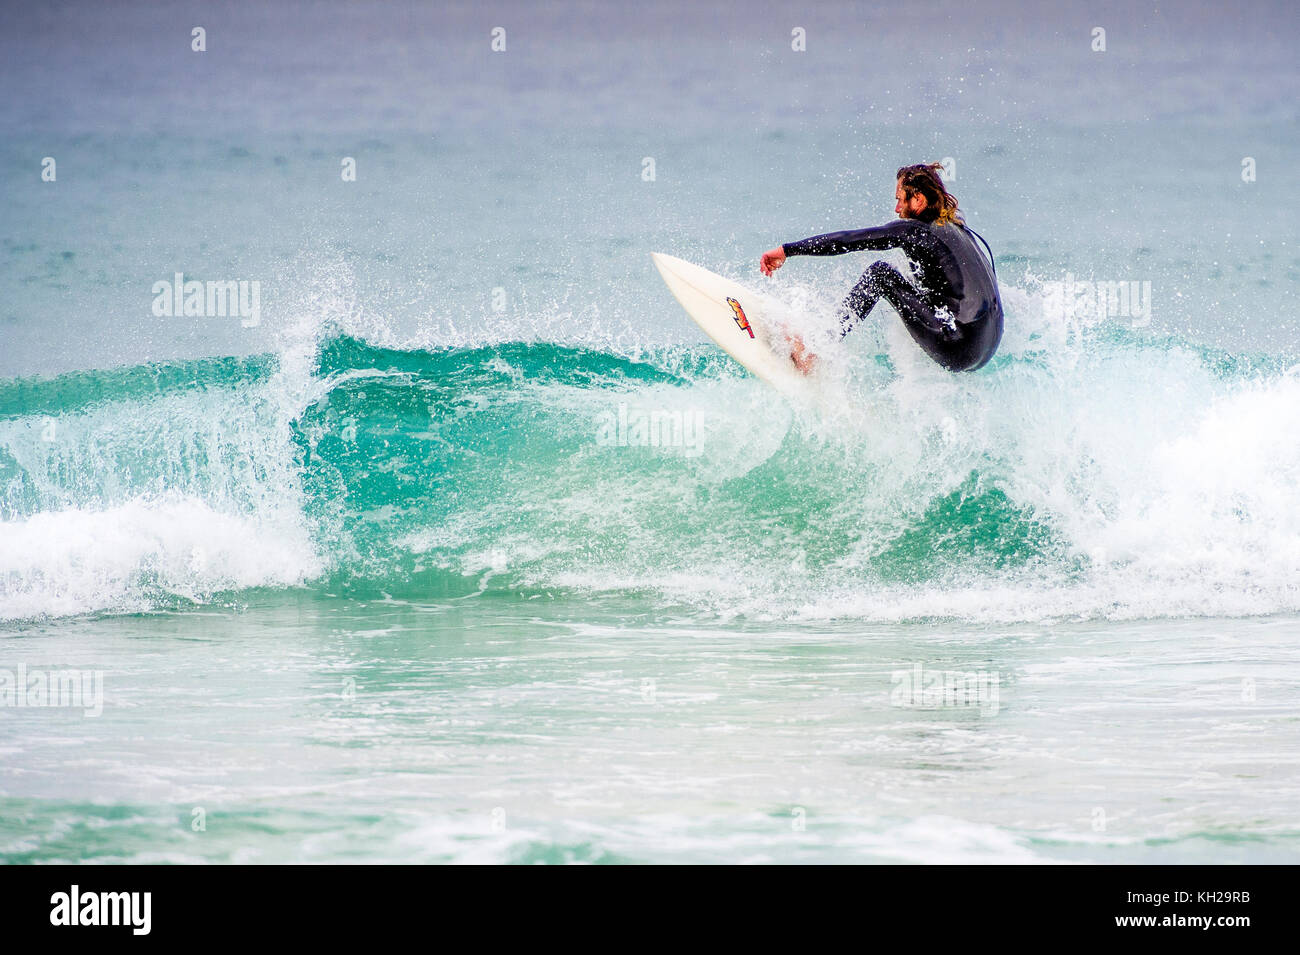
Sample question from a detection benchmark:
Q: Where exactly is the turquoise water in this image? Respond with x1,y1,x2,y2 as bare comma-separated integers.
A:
3,0,1300,863
4,594,1298,864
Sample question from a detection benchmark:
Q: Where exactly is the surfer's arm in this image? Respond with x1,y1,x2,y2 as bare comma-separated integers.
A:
782,220,911,257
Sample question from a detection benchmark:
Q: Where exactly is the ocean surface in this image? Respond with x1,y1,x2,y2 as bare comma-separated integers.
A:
2,0,1299,863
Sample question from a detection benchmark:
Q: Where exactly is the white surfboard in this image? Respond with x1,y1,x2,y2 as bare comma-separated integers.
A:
652,252,807,396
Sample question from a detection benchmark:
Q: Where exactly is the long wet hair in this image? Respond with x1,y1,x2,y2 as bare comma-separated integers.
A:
897,162,961,225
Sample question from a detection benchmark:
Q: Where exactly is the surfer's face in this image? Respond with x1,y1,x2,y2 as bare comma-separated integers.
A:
895,182,928,219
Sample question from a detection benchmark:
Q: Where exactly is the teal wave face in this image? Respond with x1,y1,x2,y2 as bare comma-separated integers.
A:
289,337,1066,598
3,327,1299,622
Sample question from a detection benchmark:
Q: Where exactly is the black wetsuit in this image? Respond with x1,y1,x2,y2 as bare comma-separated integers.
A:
782,218,1003,371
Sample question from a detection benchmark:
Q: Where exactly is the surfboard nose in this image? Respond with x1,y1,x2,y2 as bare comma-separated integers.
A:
650,251,675,282
651,252,694,283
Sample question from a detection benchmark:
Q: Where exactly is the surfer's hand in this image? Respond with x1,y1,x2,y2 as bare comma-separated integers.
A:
760,247,786,276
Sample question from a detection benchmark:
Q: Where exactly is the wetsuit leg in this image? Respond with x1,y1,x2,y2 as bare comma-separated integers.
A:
840,260,960,363
839,261,1004,371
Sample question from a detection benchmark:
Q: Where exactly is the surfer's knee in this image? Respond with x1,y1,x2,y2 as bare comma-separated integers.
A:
856,260,898,293
845,260,893,316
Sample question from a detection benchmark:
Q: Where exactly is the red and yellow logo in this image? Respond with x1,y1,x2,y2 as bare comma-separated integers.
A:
726,297,755,339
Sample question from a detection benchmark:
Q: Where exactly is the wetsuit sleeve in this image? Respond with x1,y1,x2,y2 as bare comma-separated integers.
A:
782,220,912,256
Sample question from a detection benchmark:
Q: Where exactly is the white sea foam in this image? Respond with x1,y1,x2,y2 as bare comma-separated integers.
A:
0,495,320,620
522,281,1300,623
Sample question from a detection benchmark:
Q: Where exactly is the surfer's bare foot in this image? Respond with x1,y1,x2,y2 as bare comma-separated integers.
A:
789,335,817,375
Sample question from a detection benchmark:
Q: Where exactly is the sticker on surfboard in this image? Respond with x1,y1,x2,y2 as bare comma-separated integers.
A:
726,297,755,339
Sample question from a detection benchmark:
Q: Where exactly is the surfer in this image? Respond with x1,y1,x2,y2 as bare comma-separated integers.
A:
760,163,1003,373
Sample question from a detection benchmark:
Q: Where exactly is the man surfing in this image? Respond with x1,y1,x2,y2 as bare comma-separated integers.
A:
760,163,1003,373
